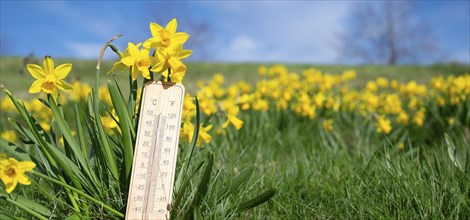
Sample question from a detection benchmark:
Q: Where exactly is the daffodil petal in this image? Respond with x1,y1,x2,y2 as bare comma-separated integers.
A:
1,173,13,184
205,124,213,131
54,63,72,80
43,56,55,74
173,32,189,45
127,42,139,57
166,18,177,34
52,90,59,99
132,65,139,81
230,115,244,130
5,180,17,193
56,80,73,91
139,48,150,58
27,64,46,79
143,38,157,49
16,173,31,185
167,57,184,72
222,120,230,128
18,161,36,171
177,50,193,60
109,61,124,74
151,61,166,73
141,68,151,79
122,47,131,57
156,48,167,60
150,22,164,37
29,80,43,93
121,56,135,66
171,71,185,83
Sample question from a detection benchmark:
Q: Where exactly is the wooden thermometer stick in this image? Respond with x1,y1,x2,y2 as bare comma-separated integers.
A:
126,81,185,220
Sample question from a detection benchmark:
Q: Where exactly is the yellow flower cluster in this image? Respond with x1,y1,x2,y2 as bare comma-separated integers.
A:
111,19,192,83
1,78,98,133
179,65,469,143
2,96,53,132
430,75,470,106
2,75,128,137
179,74,249,146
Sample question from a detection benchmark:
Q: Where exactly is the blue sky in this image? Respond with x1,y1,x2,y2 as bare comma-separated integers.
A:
1,1,469,64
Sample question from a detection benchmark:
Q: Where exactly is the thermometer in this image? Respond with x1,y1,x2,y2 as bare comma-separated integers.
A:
126,81,185,219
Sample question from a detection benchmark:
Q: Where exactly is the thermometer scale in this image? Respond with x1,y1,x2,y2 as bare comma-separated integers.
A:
126,81,185,219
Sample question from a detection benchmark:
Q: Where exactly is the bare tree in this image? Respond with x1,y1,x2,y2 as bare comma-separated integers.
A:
338,1,441,65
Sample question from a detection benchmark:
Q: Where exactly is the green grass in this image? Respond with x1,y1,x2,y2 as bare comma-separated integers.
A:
1,56,469,219
165,107,470,219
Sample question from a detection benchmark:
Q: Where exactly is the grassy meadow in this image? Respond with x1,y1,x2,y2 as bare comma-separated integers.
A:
1,56,468,96
1,56,469,219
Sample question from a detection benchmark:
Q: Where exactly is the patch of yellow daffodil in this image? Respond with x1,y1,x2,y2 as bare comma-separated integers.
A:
1,130,16,143
0,157,36,193
178,65,468,145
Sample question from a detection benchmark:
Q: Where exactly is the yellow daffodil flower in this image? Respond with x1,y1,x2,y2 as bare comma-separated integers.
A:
69,81,92,101
323,119,334,132
1,130,16,143
181,121,194,142
448,117,456,125
252,99,269,112
1,97,15,112
0,158,36,193
144,18,189,49
181,121,213,146
398,143,405,150
396,112,409,125
199,125,213,145
222,114,244,130
118,42,154,80
27,56,73,97
101,110,120,134
376,116,392,134
99,85,113,105
151,44,192,83
258,66,267,76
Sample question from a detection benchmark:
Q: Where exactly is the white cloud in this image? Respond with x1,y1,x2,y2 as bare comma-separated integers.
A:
224,35,260,61
65,42,115,60
229,35,257,52
204,2,352,63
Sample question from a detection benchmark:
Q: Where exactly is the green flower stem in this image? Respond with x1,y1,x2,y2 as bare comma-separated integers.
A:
31,171,125,218
58,175,81,213
168,68,172,82
107,44,123,58
94,68,120,182
128,74,138,138
5,196,48,220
